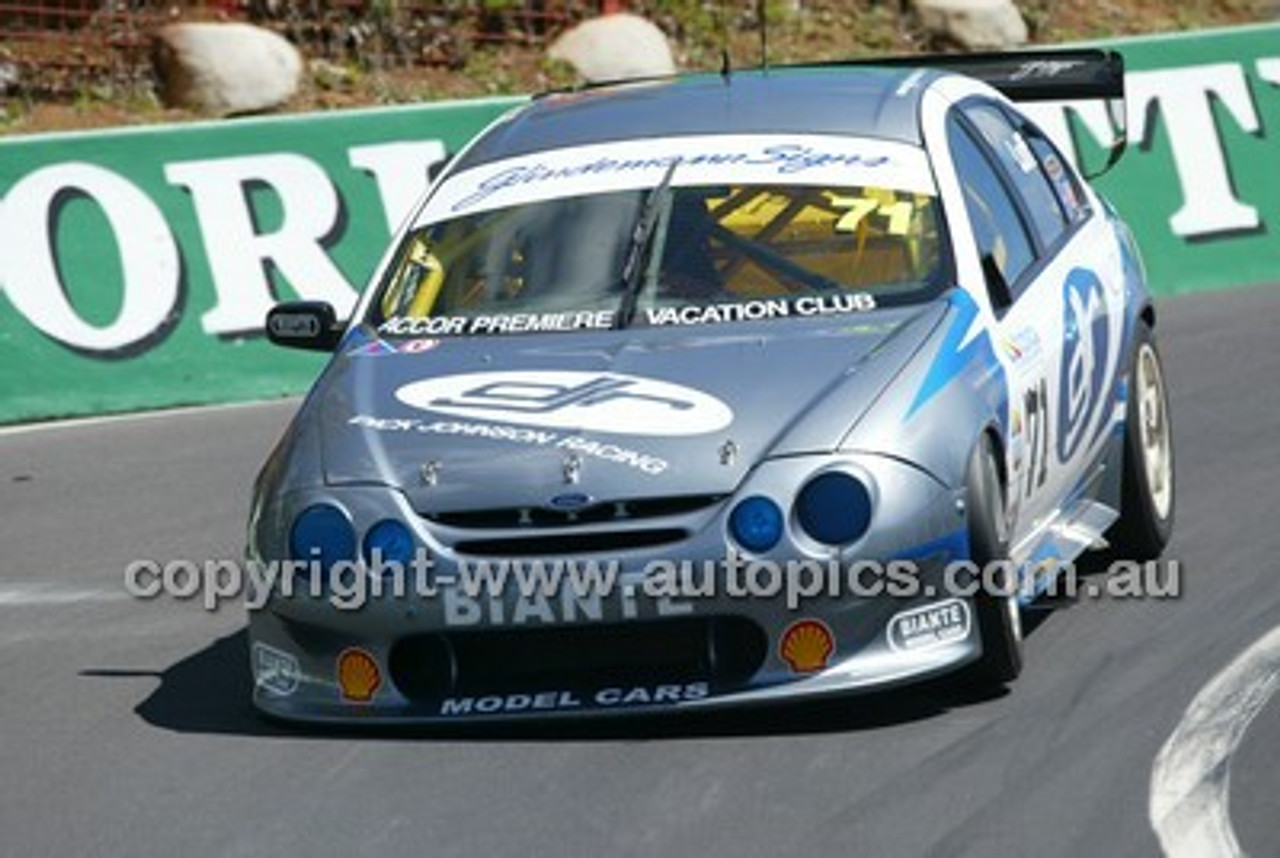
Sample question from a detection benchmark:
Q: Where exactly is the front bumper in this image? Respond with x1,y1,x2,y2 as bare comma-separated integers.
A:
247,451,985,723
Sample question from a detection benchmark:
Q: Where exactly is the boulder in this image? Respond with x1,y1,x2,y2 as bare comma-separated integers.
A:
152,23,302,115
911,0,1028,50
0,63,19,96
548,13,676,84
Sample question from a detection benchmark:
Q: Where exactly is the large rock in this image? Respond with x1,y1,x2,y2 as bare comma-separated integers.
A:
0,62,19,96
548,13,676,84
911,0,1028,50
152,23,302,115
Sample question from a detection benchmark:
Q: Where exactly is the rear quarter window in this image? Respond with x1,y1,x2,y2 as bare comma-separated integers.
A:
965,103,1070,250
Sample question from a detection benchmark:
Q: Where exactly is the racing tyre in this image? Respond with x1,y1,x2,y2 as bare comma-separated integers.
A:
965,433,1023,687
1109,322,1175,560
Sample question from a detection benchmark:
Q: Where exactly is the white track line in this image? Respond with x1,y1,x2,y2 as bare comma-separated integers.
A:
1149,625,1280,857
0,397,299,438
0,584,128,606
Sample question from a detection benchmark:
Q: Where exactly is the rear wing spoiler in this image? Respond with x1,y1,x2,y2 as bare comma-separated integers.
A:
810,48,1128,176
856,49,1124,102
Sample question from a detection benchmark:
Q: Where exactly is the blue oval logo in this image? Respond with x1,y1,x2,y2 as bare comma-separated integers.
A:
548,493,594,510
1057,268,1111,464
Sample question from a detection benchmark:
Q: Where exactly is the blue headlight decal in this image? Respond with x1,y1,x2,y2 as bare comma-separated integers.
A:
906,289,1003,421
729,496,784,554
289,504,356,575
794,472,873,545
362,519,416,567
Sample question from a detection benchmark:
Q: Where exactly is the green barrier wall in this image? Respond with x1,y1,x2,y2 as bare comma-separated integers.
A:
1024,24,1280,296
1,25,1277,424
0,98,520,423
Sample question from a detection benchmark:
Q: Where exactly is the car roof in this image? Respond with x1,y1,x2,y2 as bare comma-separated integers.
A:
454,66,938,169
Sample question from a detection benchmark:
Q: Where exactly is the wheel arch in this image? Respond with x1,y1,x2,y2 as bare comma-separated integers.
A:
981,421,1008,497
1140,301,1156,330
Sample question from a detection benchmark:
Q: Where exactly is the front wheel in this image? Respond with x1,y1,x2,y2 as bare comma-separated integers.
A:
965,433,1023,687
1108,322,1175,560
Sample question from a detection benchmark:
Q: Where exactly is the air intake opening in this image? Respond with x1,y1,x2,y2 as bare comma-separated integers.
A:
388,616,767,701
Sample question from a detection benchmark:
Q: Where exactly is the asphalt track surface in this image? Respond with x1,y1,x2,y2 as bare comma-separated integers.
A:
2,283,1279,858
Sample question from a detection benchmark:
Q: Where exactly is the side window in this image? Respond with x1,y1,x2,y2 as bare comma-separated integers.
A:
947,116,1035,293
1026,130,1089,225
965,103,1069,249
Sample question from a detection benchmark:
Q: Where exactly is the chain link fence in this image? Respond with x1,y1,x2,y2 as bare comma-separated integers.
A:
0,0,597,98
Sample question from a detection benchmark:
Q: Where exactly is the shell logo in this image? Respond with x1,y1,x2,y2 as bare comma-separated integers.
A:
337,648,382,703
779,619,835,674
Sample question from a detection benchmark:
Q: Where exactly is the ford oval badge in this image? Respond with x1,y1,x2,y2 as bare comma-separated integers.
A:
548,492,593,511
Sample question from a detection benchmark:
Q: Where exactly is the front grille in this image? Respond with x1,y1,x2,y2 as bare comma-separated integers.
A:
453,528,687,557
388,616,768,701
426,494,725,530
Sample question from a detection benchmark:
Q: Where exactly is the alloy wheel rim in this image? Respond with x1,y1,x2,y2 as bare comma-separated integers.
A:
1136,343,1173,520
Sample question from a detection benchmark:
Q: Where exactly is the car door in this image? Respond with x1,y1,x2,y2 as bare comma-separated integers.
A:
946,99,1127,549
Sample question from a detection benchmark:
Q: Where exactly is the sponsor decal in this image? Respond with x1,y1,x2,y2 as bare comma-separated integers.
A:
351,415,557,445
349,339,397,356
398,338,441,354
1010,407,1024,440
395,371,733,437
1004,133,1039,174
348,337,441,356
1042,151,1084,218
438,135,915,213
1010,59,1085,81
347,414,671,475
1009,407,1027,491
252,642,301,697
378,311,615,337
375,299,878,337
642,294,876,327
1057,268,1112,462
442,588,693,628
438,682,710,716
887,598,971,652
1001,328,1043,364
778,618,835,674
336,648,382,703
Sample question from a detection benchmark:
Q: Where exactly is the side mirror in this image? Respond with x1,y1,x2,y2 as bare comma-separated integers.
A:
265,301,345,352
1079,97,1128,180
980,253,1014,312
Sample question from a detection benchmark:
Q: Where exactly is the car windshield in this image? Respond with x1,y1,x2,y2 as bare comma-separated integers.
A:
368,141,950,338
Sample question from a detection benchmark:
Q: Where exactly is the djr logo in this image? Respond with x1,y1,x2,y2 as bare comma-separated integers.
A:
1057,269,1110,462
396,371,734,436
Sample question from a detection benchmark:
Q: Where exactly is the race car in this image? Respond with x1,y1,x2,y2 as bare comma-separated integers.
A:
248,48,1174,722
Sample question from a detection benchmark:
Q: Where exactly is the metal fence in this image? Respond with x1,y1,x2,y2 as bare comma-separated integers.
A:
0,0,597,98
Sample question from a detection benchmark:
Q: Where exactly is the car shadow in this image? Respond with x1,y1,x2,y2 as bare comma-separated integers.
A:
80,622,1052,743
82,629,293,739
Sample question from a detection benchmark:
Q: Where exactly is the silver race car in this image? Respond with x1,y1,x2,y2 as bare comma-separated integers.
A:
248,50,1174,722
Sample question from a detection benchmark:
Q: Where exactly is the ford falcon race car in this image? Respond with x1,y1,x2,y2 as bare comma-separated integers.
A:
248,49,1174,722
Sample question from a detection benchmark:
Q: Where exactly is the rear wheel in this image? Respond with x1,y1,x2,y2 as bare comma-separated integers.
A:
965,433,1023,687
1109,322,1175,560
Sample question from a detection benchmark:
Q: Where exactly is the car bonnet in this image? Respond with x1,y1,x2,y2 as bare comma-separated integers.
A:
315,306,942,514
